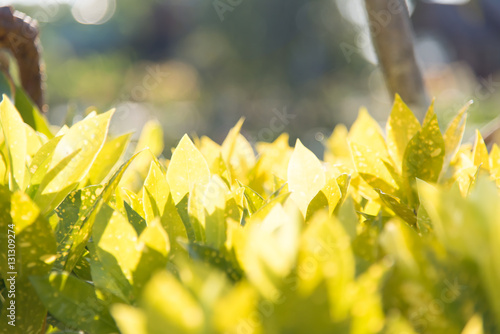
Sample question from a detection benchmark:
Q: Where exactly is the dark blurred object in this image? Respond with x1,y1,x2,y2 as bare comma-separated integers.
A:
412,0,500,78
365,0,429,118
0,6,44,111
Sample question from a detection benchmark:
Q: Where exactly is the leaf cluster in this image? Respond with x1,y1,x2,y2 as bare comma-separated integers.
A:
0,94,498,333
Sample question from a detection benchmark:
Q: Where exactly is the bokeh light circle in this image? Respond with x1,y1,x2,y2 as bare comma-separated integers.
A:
71,0,116,25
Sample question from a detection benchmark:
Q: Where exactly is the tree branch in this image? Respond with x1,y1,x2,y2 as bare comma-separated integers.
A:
364,0,429,118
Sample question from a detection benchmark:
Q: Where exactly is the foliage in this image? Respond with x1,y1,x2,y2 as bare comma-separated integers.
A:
0,93,499,333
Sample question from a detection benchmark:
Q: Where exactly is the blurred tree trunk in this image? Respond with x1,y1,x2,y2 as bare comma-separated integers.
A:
364,0,429,118
0,6,45,111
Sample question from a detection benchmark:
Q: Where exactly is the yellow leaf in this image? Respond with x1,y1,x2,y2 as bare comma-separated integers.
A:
167,134,210,204
121,121,164,191
422,98,435,127
386,94,421,171
461,314,484,334
473,130,489,171
350,142,399,194
325,124,350,163
0,95,28,190
199,136,222,170
255,133,292,190
443,101,471,171
35,109,114,213
288,139,326,216
221,118,244,164
490,144,500,179
349,108,388,158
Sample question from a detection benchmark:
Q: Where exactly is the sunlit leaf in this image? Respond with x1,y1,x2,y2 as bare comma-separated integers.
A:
386,94,421,171
34,110,114,214
350,142,399,195
402,114,445,207
239,183,265,215
87,132,131,185
143,160,187,254
140,271,205,333
442,101,471,174
288,139,326,216
167,134,210,204
298,211,354,320
14,86,53,139
53,185,104,269
0,95,28,190
64,151,144,272
472,130,489,171
349,108,388,157
375,189,417,228
121,121,164,191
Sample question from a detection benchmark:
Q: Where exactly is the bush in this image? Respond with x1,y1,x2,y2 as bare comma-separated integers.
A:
0,93,498,333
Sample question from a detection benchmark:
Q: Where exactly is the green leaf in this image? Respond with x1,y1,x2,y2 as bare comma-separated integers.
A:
375,189,417,228
0,95,28,190
124,201,147,236
87,132,131,185
402,114,445,207
386,94,421,171
30,272,118,334
92,204,170,300
288,139,326,216
143,160,187,254
0,277,47,334
122,188,145,219
0,69,13,100
0,185,12,276
14,86,53,139
305,190,328,222
186,242,243,282
239,183,265,215
133,218,170,291
33,110,115,214
167,134,210,204
418,177,500,322
10,191,57,276
64,151,144,272
416,201,432,235
0,188,55,334
73,250,92,281
53,185,104,269
305,177,342,220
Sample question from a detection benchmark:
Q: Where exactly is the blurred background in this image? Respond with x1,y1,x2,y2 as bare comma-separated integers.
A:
2,0,500,156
